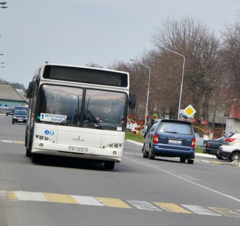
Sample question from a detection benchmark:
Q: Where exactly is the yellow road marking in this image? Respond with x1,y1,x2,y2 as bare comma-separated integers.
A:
13,141,24,144
98,197,131,208
209,207,240,218
154,202,192,213
210,161,223,165
43,193,78,204
8,191,17,200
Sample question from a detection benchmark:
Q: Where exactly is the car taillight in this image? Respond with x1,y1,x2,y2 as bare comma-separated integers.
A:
153,134,159,143
206,143,210,147
225,138,236,142
191,138,196,147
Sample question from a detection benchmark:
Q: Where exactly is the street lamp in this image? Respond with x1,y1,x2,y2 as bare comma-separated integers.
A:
161,47,185,120
130,59,151,128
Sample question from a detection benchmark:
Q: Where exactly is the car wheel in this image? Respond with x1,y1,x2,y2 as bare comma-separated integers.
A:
216,154,227,160
230,152,240,162
12,120,14,124
142,144,148,158
180,157,186,163
148,147,155,160
187,159,194,164
104,161,115,170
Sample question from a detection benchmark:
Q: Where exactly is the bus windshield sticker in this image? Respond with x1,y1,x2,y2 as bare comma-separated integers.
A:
40,113,67,123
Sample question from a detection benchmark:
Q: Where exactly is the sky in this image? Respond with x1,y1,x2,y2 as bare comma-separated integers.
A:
0,0,240,89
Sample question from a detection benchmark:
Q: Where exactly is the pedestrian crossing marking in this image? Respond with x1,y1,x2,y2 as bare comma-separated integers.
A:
72,195,104,206
13,191,46,201
98,197,131,208
154,202,191,213
208,207,240,218
1,190,240,218
182,205,221,216
43,193,78,204
128,200,161,211
8,191,17,200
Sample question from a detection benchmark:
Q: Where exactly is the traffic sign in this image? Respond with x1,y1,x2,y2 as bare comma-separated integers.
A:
184,105,196,118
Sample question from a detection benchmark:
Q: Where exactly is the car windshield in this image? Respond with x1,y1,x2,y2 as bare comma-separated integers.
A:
159,122,193,135
15,111,27,116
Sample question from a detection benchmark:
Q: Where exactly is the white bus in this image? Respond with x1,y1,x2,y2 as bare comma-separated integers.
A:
25,62,135,170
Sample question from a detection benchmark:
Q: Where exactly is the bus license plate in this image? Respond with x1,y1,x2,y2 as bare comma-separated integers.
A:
69,146,88,153
169,139,182,145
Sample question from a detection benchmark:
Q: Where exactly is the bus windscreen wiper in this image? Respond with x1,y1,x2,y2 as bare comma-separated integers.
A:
86,110,103,129
60,118,69,125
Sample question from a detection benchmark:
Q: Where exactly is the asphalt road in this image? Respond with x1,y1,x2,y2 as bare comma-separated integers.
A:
0,115,240,226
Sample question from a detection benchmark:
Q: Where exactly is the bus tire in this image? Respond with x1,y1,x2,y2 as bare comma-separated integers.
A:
104,161,115,170
31,153,39,164
26,148,31,157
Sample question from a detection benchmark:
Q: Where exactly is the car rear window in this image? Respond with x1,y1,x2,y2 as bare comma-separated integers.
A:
158,122,193,135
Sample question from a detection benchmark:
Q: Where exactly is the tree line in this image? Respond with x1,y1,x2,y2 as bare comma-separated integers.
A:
108,15,240,130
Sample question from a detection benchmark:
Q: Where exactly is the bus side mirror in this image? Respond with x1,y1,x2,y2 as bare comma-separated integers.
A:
129,93,136,109
26,82,36,98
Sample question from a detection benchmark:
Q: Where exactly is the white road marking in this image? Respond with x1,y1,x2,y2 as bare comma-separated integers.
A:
127,200,161,211
71,195,104,206
2,140,13,143
182,205,221,216
0,190,7,198
123,156,240,204
14,191,46,201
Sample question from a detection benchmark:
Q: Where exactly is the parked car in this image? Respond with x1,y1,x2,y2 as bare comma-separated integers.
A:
6,108,14,116
12,110,27,124
142,119,196,164
202,133,234,159
217,133,240,161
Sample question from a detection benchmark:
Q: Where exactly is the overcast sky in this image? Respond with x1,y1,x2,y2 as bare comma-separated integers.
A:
0,0,240,88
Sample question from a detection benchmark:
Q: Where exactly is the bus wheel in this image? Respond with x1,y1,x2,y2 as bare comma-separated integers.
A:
104,161,115,170
26,148,31,157
31,153,39,164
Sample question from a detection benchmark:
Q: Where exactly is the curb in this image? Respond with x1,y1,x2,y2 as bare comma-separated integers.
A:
126,139,216,160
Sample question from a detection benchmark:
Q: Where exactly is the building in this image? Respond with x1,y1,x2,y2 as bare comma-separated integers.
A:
0,83,28,111
225,102,240,134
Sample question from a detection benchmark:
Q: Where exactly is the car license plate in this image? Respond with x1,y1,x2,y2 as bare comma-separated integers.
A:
18,119,23,121
169,139,182,145
69,146,88,153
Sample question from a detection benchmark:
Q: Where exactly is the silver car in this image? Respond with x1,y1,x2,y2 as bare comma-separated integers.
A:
217,133,240,161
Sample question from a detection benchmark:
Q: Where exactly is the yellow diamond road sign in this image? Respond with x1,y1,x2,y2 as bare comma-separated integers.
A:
184,105,196,118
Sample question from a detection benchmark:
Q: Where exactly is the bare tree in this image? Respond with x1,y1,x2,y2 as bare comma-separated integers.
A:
151,17,220,120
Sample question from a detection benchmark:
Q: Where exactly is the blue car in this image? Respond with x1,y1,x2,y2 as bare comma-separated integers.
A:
142,119,196,164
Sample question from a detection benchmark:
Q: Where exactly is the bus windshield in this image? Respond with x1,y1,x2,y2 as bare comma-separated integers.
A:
37,85,127,131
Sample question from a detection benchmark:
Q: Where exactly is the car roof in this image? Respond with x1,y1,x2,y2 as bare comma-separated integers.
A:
156,119,192,125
